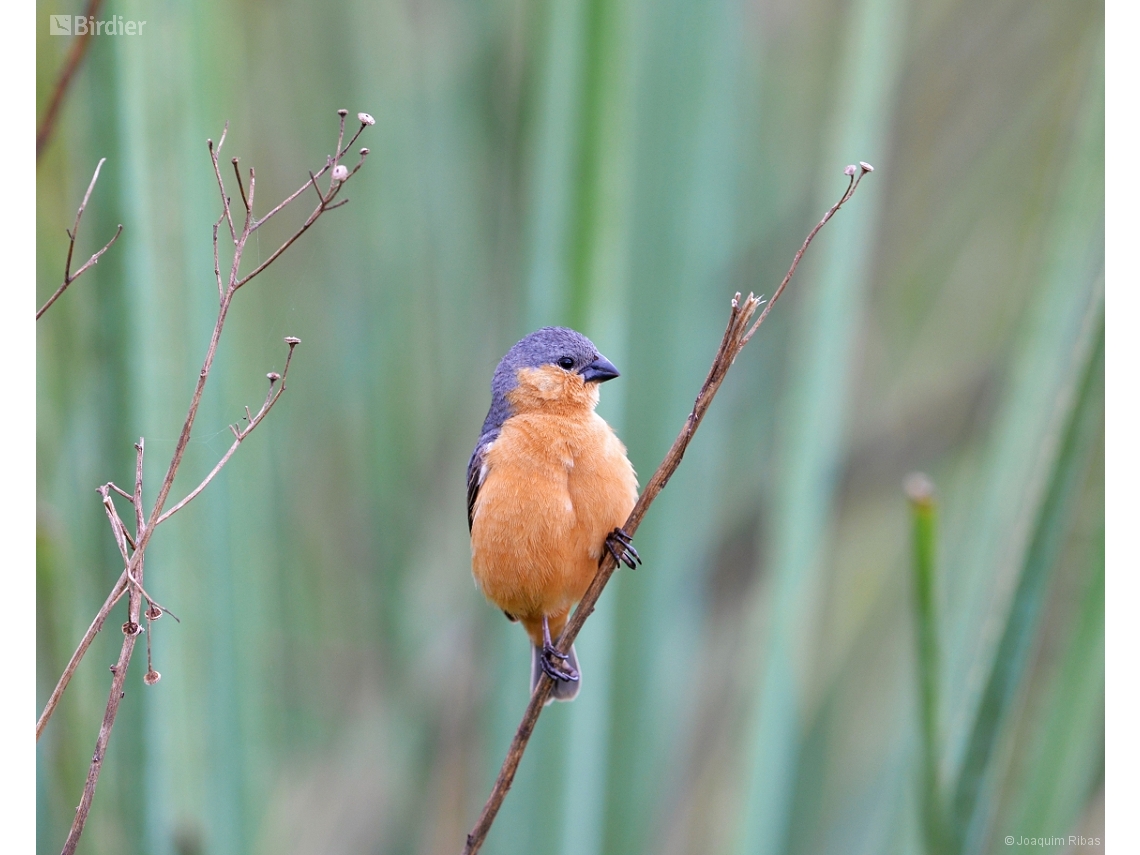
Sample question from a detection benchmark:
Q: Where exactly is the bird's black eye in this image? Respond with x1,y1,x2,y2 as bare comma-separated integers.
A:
557,356,575,370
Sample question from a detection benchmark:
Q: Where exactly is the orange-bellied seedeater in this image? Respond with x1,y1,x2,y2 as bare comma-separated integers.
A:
468,327,640,703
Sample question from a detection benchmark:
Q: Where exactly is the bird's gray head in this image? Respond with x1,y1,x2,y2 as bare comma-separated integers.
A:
479,327,619,437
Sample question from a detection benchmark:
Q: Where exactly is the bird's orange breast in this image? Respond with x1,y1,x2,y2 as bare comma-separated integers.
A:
470,367,638,624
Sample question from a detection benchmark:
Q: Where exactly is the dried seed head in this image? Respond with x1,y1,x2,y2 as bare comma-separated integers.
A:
358,112,376,126
284,336,301,346
122,621,141,636
337,108,348,117
144,670,162,686
859,161,874,173
844,164,857,176
145,606,162,621
360,148,370,156
332,164,349,181
267,372,281,382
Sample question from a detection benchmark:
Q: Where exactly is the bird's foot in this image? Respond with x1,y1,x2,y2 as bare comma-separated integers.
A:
540,643,579,682
604,527,641,569
539,614,579,682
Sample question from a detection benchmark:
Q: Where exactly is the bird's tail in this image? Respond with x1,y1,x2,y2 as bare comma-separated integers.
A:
531,644,581,704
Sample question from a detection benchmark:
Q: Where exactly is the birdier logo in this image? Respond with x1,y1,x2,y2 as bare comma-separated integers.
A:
49,15,147,36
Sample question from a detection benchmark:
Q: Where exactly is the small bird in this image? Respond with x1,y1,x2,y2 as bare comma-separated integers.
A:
468,327,640,703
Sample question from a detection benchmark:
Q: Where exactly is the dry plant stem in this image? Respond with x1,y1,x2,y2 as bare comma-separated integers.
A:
37,450,159,745
210,125,237,243
36,0,106,159
235,147,368,288
34,576,128,742
37,158,123,319
39,119,360,739
461,164,872,855
255,122,367,228
156,342,299,525
50,114,370,855
61,584,143,855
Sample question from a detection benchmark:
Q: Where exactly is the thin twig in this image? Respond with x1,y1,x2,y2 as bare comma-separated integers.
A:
48,112,373,854
98,487,131,564
333,110,348,167
97,481,178,624
209,125,236,243
254,123,369,229
246,168,256,224
133,441,145,538
61,582,144,855
35,574,129,742
739,163,872,347
461,163,873,855
236,195,340,288
36,0,106,159
232,158,249,213
213,214,225,302
105,481,134,502
37,158,123,319
307,171,327,206
155,339,300,526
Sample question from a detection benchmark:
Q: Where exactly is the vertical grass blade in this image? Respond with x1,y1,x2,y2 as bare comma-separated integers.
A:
941,32,1105,852
940,29,1105,791
1004,521,1104,842
907,474,947,855
950,317,1104,854
735,0,906,851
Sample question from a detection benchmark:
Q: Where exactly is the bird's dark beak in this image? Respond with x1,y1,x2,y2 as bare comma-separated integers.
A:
580,355,620,383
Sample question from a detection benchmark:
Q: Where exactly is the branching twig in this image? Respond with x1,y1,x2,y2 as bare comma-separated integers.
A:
34,574,129,743
36,158,123,319
155,339,300,526
254,117,369,229
60,579,144,855
461,162,874,855
209,125,237,244
36,0,106,159
42,112,374,855
235,145,370,288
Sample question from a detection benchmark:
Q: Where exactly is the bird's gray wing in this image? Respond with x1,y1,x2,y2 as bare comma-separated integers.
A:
466,436,494,532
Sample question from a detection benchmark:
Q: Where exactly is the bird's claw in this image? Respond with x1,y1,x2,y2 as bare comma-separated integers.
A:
604,527,641,569
540,643,579,682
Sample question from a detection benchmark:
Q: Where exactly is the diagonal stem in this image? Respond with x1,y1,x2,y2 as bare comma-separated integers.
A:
461,165,872,855
37,157,123,320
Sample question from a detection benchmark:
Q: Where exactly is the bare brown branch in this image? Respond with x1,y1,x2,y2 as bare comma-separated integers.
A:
35,574,128,743
232,158,250,213
213,214,226,301
134,441,145,536
334,110,348,166
461,164,873,855
61,581,144,855
36,0,106,159
234,177,352,288
43,112,374,853
36,158,123,319
105,481,134,503
253,123,369,230
155,338,301,526
98,487,131,565
209,125,236,243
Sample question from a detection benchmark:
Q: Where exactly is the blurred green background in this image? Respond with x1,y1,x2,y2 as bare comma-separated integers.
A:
36,1,1104,853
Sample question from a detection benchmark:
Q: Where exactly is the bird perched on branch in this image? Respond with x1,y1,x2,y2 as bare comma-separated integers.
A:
468,327,641,703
